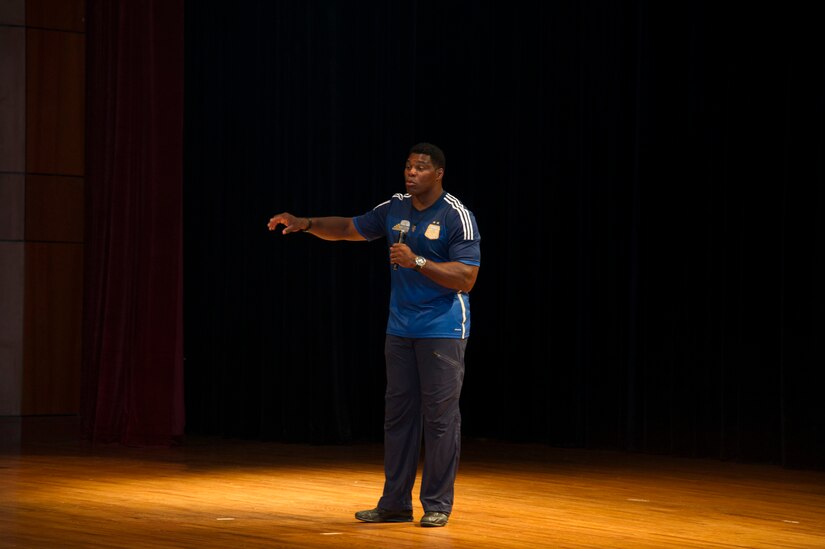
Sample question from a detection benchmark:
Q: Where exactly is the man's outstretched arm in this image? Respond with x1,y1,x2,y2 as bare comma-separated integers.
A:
267,213,366,242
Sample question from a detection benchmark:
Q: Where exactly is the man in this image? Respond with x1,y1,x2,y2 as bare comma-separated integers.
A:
267,143,480,527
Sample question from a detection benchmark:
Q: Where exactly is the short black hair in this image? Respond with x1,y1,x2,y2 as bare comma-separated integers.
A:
409,142,445,170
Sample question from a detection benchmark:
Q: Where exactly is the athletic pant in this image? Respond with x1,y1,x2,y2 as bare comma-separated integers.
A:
377,335,467,514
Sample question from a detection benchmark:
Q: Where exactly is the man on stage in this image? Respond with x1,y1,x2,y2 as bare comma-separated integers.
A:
267,143,481,527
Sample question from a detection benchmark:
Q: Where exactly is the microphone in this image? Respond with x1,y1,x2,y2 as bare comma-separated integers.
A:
393,220,411,271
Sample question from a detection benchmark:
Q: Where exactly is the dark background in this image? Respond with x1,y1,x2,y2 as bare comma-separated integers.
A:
181,1,824,467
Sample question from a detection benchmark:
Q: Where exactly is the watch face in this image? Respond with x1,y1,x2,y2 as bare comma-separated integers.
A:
415,256,426,268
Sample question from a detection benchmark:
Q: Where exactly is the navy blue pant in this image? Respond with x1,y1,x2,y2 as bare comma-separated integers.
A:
377,335,467,515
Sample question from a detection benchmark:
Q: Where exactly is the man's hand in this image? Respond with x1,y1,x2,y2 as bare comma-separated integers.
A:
389,243,417,269
268,213,309,234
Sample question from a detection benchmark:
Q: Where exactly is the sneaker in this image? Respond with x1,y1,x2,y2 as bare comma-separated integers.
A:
420,511,449,527
354,507,413,523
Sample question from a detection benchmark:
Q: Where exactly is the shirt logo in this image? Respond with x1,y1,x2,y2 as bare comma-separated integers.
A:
424,222,441,240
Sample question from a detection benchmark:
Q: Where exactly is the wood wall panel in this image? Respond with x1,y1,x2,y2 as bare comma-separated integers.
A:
0,0,25,26
0,26,25,172
25,0,85,32
26,28,85,176
22,242,83,415
0,174,25,240
25,175,84,242
0,242,24,415
4,0,86,421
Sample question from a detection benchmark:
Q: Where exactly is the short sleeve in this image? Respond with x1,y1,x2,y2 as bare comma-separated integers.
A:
353,200,390,242
448,209,480,266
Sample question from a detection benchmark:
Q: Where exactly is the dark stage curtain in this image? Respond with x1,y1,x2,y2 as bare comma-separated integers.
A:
82,0,185,445
184,1,825,467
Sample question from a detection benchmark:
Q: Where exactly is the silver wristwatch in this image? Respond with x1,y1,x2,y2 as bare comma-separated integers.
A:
414,256,427,271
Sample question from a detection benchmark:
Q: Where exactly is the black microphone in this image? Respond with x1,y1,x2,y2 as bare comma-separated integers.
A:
393,220,411,271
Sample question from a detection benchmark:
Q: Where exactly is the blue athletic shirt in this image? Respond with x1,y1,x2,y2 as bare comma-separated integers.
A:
352,191,481,339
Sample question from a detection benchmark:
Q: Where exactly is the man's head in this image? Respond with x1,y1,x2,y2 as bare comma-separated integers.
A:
405,143,445,199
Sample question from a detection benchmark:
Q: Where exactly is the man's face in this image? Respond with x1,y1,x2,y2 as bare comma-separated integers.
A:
405,153,443,196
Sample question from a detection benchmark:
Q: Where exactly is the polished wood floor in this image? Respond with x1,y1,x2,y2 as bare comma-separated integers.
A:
2,432,824,548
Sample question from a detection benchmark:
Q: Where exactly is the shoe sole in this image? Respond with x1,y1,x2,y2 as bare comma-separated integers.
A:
355,515,413,523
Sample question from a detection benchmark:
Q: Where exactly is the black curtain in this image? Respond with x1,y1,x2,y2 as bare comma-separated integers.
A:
184,1,825,467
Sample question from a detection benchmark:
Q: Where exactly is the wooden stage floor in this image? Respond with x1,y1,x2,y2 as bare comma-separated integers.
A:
1,433,824,548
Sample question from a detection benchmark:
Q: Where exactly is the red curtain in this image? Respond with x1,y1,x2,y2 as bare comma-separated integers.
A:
82,0,184,445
